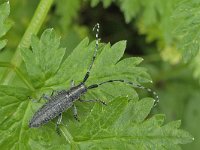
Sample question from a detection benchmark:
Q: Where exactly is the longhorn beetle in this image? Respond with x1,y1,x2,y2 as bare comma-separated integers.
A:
29,23,159,134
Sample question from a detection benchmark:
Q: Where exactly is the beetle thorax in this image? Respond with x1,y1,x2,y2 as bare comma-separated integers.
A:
69,83,87,100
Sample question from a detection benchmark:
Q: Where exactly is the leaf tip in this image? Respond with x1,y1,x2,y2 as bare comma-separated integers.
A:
154,114,165,125
120,40,127,46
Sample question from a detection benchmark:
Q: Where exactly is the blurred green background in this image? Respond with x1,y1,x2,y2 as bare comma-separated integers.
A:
0,0,199,149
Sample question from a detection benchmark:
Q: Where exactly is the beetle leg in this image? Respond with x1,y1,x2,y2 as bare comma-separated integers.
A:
55,113,62,136
32,89,55,103
28,96,38,103
41,89,58,101
72,104,79,121
79,99,107,105
71,80,75,87
50,90,56,96
42,94,51,101
29,94,50,103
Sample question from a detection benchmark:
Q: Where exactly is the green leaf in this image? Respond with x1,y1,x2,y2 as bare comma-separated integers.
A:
190,49,200,82
66,97,193,149
184,92,200,150
0,28,192,149
88,0,181,64
45,38,151,102
55,0,81,31
90,0,141,22
0,86,31,149
152,66,199,149
103,0,113,8
21,28,66,88
0,1,12,50
0,88,193,149
90,0,114,8
90,0,99,7
21,28,151,121
172,0,200,84
173,0,200,62
0,85,70,149
119,0,141,23
48,39,150,86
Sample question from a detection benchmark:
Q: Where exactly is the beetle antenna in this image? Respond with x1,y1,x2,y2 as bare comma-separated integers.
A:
88,79,159,106
83,23,100,83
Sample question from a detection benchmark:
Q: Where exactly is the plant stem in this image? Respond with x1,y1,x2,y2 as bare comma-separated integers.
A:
0,62,35,91
0,0,54,85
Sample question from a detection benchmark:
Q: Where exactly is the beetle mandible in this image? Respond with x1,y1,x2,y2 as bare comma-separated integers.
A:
29,23,159,134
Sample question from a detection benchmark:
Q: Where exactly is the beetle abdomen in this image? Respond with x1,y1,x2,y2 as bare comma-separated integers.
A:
29,99,73,128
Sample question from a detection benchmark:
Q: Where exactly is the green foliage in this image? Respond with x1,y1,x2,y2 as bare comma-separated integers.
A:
184,93,200,150
0,0,196,149
151,64,200,150
67,97,192,149
89,0,181,64
55,0,81,31
90,0,141,22
0,2,12,50
172,0,200,82
0,28,193,149
173,0,200,62
91,0,114,8
21,29,66,88
191,51,200,82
